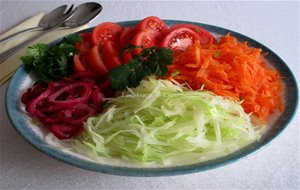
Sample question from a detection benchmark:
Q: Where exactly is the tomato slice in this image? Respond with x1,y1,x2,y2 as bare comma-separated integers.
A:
73,39,92,72
131,30,160,54
132,30,159,47
102,41,121,70
135,16,167,33
168,24,216,44
160,27,201,51
80,32,92,44
121,51,133,64
119,27,136,47
91,22,124,46
73,40,90,72
75,38,91,53
74,54,87,72
86,45,108,75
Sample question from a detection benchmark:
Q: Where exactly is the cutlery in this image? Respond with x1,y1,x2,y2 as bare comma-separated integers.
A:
62,2,102,28
0,3,102,63
0,5,74,44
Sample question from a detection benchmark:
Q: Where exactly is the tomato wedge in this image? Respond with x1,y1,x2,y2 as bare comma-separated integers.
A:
102,41,121,70
74,54,87,72
119,27,136,47
135,16,167,33
86,45,108,75
121,51,133,64
168,24,216,44
80,32,92,44
91,22,124,46
160,27,201,51
131,30,161,54
132,30,160,47
73,40,92,72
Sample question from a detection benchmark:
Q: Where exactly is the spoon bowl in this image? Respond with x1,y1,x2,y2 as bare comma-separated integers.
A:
63,2,102,28
0,3,102,44
38,5,71,29
39,4,76,29
0,5,74,44
0,3,102,62
0,5,74,61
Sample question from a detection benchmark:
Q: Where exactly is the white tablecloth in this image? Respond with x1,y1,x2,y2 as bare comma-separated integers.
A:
1,1,299,189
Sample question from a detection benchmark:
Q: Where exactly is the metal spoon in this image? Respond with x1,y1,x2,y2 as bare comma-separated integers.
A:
0,5,74,62
62,2,102,28
0,3,102,62
0,3,102,44
0,5,74,44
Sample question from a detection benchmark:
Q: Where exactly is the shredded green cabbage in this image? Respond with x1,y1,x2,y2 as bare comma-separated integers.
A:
57,77,262,165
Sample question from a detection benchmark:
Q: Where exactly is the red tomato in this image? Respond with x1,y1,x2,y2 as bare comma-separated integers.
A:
80,32,92,44
119,27,136,47
91,22,124,46
73,40,92,72
74,33,91,49
135,16,167,33
131,30,160,54
86,45,108,75
121,51,133,64
160,27,201,50
73,54,87,72
102,41,121,70
168,24,216,44
75,39,91,53
132,30,159,47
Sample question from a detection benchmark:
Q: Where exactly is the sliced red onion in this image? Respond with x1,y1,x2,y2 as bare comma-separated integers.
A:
21,76,111,139
58,103,95,126
48,82,93,108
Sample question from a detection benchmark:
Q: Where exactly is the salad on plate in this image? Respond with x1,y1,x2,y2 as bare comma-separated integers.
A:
18,16,284,166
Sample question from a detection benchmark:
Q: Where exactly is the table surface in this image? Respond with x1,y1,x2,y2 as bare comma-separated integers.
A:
1,1,299,189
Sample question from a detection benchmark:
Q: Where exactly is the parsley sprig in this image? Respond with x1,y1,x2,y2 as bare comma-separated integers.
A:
21,35,81,83
108,45,173,90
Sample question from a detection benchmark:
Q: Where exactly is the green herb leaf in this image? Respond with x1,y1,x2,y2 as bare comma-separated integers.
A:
20,34,81,83
109,46,173,91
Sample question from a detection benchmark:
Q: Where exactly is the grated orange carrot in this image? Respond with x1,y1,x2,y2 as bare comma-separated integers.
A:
167,34,284,123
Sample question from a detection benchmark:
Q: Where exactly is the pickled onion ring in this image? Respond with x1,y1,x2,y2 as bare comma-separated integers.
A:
21,72,109,139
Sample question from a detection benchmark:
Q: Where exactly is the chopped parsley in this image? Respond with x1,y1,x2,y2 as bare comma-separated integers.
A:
20,35,81,83
109,45,173,90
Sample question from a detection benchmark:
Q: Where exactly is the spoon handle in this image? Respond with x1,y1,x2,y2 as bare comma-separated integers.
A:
0,27,44,44
0,28,56,63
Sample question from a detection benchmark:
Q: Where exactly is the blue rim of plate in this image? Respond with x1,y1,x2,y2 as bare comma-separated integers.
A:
5,20,299,176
